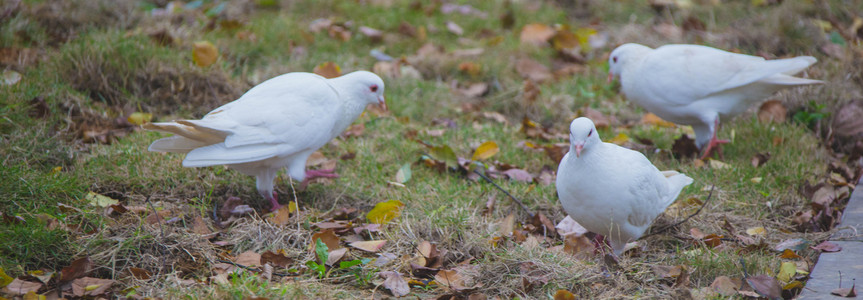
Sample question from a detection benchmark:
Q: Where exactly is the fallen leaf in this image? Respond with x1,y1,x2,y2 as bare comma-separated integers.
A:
530,212,557,237
456,82,488,98
327,24,351,41
192,41,218,67
267,206,293,225
128,267,151,280
191,215,211,235
710,276,739,296
395,163,412,184
498,213,515,237
71,277,113,297
641,113,676,127
777,262,796,283
85,191,118,207
435,269,480,291
831,281,857,297
126,112,152,125
555,216,588,236
745,274,783,300
811,241,842,252
234,251,261,267
446,21,464,35
326,248,348,266
261,250,293,268
311,229,342,251
458,62,482,76
349,240,387,252
380,271,410,297
758,100,787,123
709,159,729,169
746,226,766,236
367,200,405,224
779,249,802,259
751,152,771,167
516,58,552,83
2,279,42,296
520,23,555,46
472,141,499,161
0,268,12,287
553,289,576,300
60,257,92,282
502,168,534,182
1,70,21,85
313,61,342,78
359,26,383,42
608,132,629,145
562,234,595,259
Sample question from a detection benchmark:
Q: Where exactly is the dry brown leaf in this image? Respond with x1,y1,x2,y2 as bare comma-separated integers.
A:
326,248,348,266
672,135,699,159
349,240,387,252
359,26,383,42
234,251,261,267
311,229,342,251
313,61,342,78
745,275,782,299
751,152,771,167
267,206,293,225
811,241,842,252
2,279,42,296
831,281,857,297
502,168,534,182
327,24,351,41
71,277,113,297
779,249,802,259
641,113,676,127
562,234,595,259
758,100,787,123
128,267,151,280
192,215,211,235
710,276,739,296
520,23,555,46
261,250,293,268
60,257,92,282
553,289,576,300
515,58,552,83
379,271,410,297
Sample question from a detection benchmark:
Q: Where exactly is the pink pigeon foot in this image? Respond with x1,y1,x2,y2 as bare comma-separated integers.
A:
305,169,339,179
267,192,282,211
700,119,730,160
588,233,613,255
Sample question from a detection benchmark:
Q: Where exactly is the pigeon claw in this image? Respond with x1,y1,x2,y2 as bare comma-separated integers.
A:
268,192,282,212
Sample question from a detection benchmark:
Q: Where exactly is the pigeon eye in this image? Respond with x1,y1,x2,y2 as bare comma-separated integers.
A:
370,85,378,92
612,56,618,63
588,129,593,137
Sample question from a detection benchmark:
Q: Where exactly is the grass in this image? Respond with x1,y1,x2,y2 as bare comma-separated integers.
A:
0,0,860,298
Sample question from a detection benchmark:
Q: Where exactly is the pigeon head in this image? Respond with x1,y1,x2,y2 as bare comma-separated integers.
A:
341,71,387,110
608,43,651,82
568,117,600,158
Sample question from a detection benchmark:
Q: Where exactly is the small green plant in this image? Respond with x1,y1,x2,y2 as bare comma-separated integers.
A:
792,101,828,129
340,258,373,286
306,238,329,279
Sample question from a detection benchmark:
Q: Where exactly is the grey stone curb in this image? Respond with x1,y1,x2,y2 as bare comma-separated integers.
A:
798,179,863,299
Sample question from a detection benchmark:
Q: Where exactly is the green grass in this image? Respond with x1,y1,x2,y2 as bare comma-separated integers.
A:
0,0,858,298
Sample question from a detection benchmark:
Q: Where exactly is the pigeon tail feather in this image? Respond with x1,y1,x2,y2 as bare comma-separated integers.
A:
144,122,225,144
148,136,210,153
759,73,823,86
662,171,694,208
182,143,280,167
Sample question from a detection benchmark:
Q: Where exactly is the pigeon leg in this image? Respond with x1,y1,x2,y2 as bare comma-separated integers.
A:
587,232,612,255
700,119,730,160
305,169,339,179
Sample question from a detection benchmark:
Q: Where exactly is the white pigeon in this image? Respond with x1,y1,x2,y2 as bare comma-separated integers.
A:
556,117,694,256
144,71,386,210
608,43,822,158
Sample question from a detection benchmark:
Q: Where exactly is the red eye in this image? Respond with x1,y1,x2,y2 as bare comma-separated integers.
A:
370,85,378,92
612,57,618,63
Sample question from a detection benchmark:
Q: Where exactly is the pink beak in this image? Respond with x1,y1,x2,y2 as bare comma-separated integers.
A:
607,72,613,83
574,144,584,157
378,95,388,111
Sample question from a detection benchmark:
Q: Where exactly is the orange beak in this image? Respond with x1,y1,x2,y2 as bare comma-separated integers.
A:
378,95,388,111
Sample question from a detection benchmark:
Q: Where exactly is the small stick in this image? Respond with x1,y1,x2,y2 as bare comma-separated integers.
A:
640,184,715,239
214,259,296,277
473,169,534,217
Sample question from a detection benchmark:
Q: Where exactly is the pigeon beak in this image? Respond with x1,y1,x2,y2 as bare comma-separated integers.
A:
574,143,584,157
378,95,388,111
607,72,613,83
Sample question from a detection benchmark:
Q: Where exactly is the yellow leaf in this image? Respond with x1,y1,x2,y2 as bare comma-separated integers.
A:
367,200,404,224
708,159,729,169
609,132,629,145
751,177,763,183
313,62,342,79
746,226,766,236
50,166,62,175
0,267,13,287
23,291,46,300
127,112,153,125
777,262,796,283
288,201,298,213
86,191,118,207
641,113,676,127
554,289,576,300
192,41,219,67
84,284,101,291
573,27,597,50
472,141,499,161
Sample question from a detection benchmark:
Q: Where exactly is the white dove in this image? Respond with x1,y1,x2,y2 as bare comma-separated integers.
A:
556,117,694,256
145,71,386,210
608,43,822,159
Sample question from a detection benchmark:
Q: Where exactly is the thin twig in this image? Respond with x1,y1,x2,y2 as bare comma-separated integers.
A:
473,169,534,217
144,194,169,276
640,184,715,239
214,259,297,277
